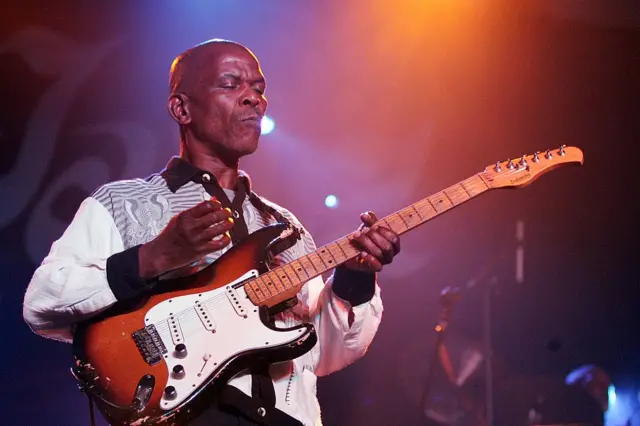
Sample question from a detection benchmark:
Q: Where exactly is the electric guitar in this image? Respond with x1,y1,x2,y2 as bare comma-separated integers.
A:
71,145,584,425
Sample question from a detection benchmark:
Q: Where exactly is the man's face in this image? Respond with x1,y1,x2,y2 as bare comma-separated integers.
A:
186,46,267,158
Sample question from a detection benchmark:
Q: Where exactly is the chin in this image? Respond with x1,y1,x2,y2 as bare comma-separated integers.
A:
235,138,260,157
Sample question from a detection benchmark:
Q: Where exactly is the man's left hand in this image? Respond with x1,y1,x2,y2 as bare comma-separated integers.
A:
344,211,401,273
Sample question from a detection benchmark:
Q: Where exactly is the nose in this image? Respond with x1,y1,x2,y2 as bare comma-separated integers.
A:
240,88,261,107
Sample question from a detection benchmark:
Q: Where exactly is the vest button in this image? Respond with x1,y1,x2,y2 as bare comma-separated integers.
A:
257,407,266,417
202,173,211,183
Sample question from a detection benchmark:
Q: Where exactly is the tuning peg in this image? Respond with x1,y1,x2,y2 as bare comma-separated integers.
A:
532,151,540,163
519,155,527,168
506,159,515,169
558,144,566,156
544,149,552,159
494,162,502,172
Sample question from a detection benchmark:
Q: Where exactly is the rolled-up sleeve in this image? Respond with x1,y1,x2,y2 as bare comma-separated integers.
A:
23,197,121,343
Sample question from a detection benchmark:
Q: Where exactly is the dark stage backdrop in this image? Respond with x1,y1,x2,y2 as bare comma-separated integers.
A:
1,1,638,425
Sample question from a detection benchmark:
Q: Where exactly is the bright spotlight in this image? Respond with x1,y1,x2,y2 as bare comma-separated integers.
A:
608,384,616,405
324,195,338,208
261,116,275,135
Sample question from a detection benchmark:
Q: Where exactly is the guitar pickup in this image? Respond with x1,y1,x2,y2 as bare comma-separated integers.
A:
226,286,247,317
195,300,216,332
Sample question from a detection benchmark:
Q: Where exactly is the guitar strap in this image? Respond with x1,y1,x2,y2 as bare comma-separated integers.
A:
199,174,302,426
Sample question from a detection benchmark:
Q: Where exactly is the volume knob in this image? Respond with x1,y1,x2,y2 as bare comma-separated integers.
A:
164,385,177,400
172,364,185,379
174,343,188,358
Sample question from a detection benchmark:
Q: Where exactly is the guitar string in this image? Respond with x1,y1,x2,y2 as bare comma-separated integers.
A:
149,177,491,332
148,168,550,333
148,176,492,332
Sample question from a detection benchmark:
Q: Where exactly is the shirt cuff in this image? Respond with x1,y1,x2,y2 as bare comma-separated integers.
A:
106,245,156,300
332,266,376,306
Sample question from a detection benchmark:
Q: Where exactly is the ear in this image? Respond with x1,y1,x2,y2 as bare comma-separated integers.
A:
168,93,191,125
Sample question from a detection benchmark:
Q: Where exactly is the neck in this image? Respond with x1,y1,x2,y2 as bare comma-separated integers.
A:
180,144,240,189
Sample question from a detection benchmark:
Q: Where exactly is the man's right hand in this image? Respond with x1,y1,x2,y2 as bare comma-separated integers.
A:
138,199,234,278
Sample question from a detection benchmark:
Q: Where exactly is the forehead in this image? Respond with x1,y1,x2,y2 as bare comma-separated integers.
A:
208,47,264,78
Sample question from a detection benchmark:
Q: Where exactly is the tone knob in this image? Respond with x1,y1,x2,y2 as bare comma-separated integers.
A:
172,364,185,379
174,343,187,358
164,386,177,400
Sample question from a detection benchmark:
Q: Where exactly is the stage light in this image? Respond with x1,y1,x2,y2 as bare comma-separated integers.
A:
609,384,616,405
261,116,275,135
324,195,338,208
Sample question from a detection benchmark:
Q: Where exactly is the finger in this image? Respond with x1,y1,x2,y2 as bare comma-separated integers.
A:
199,218,235,242
187,199,224,219
373,227,401,256
352,228,384,260
364,229,396,264
359,211,378,228
203,233,232,252
193,208,233,230
359,251,383,272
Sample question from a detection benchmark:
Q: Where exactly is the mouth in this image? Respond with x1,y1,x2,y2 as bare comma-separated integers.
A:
240,115,262,123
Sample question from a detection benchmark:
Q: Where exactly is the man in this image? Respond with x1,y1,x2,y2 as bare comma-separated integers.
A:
23,39,401,426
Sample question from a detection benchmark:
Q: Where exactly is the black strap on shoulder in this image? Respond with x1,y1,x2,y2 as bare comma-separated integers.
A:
248,191,291,227
199,173,249,244
196,175,288,415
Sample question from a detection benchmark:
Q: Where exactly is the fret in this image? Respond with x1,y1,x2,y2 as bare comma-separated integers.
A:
415,199,437,220
327,241,348,263
256,274,274,297
290,259,311,281
382,215,406,234
462,175,488,197
337,237,358,260
429,192,453,212
266,270,287,292
459,180,473,197
316,246,338,269
251,280,267,302
259,274,279,294
274,265,297,288
282,263,306,286
306,252,328,273
297,255,319,276
397,207,422,229
444,184,470,205
244,281,258,302
410,205,425,221
259,275,282,295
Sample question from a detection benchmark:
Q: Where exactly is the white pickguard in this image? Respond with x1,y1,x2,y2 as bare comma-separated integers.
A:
144,270,306,411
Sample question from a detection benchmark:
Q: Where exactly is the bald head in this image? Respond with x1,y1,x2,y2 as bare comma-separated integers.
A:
169,39,258,96
167,39,267,162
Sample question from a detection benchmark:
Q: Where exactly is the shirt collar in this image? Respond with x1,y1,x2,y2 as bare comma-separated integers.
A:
160,156,252,193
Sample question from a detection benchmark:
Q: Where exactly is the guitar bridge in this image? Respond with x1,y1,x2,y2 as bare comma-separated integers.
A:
132,325,167,365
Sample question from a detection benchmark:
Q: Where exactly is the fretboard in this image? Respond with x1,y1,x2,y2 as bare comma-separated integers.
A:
244,173,490,306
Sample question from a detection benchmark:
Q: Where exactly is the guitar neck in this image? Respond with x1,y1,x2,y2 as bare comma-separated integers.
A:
243,173,490,306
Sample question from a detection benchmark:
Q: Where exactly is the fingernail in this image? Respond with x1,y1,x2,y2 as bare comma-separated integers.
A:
353,231,361,239
228,217,235,224
362,226,370,233
224,207,232,214
225,231,231,239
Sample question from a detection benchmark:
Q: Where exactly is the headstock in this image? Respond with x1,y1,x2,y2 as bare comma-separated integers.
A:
482,145,584,189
